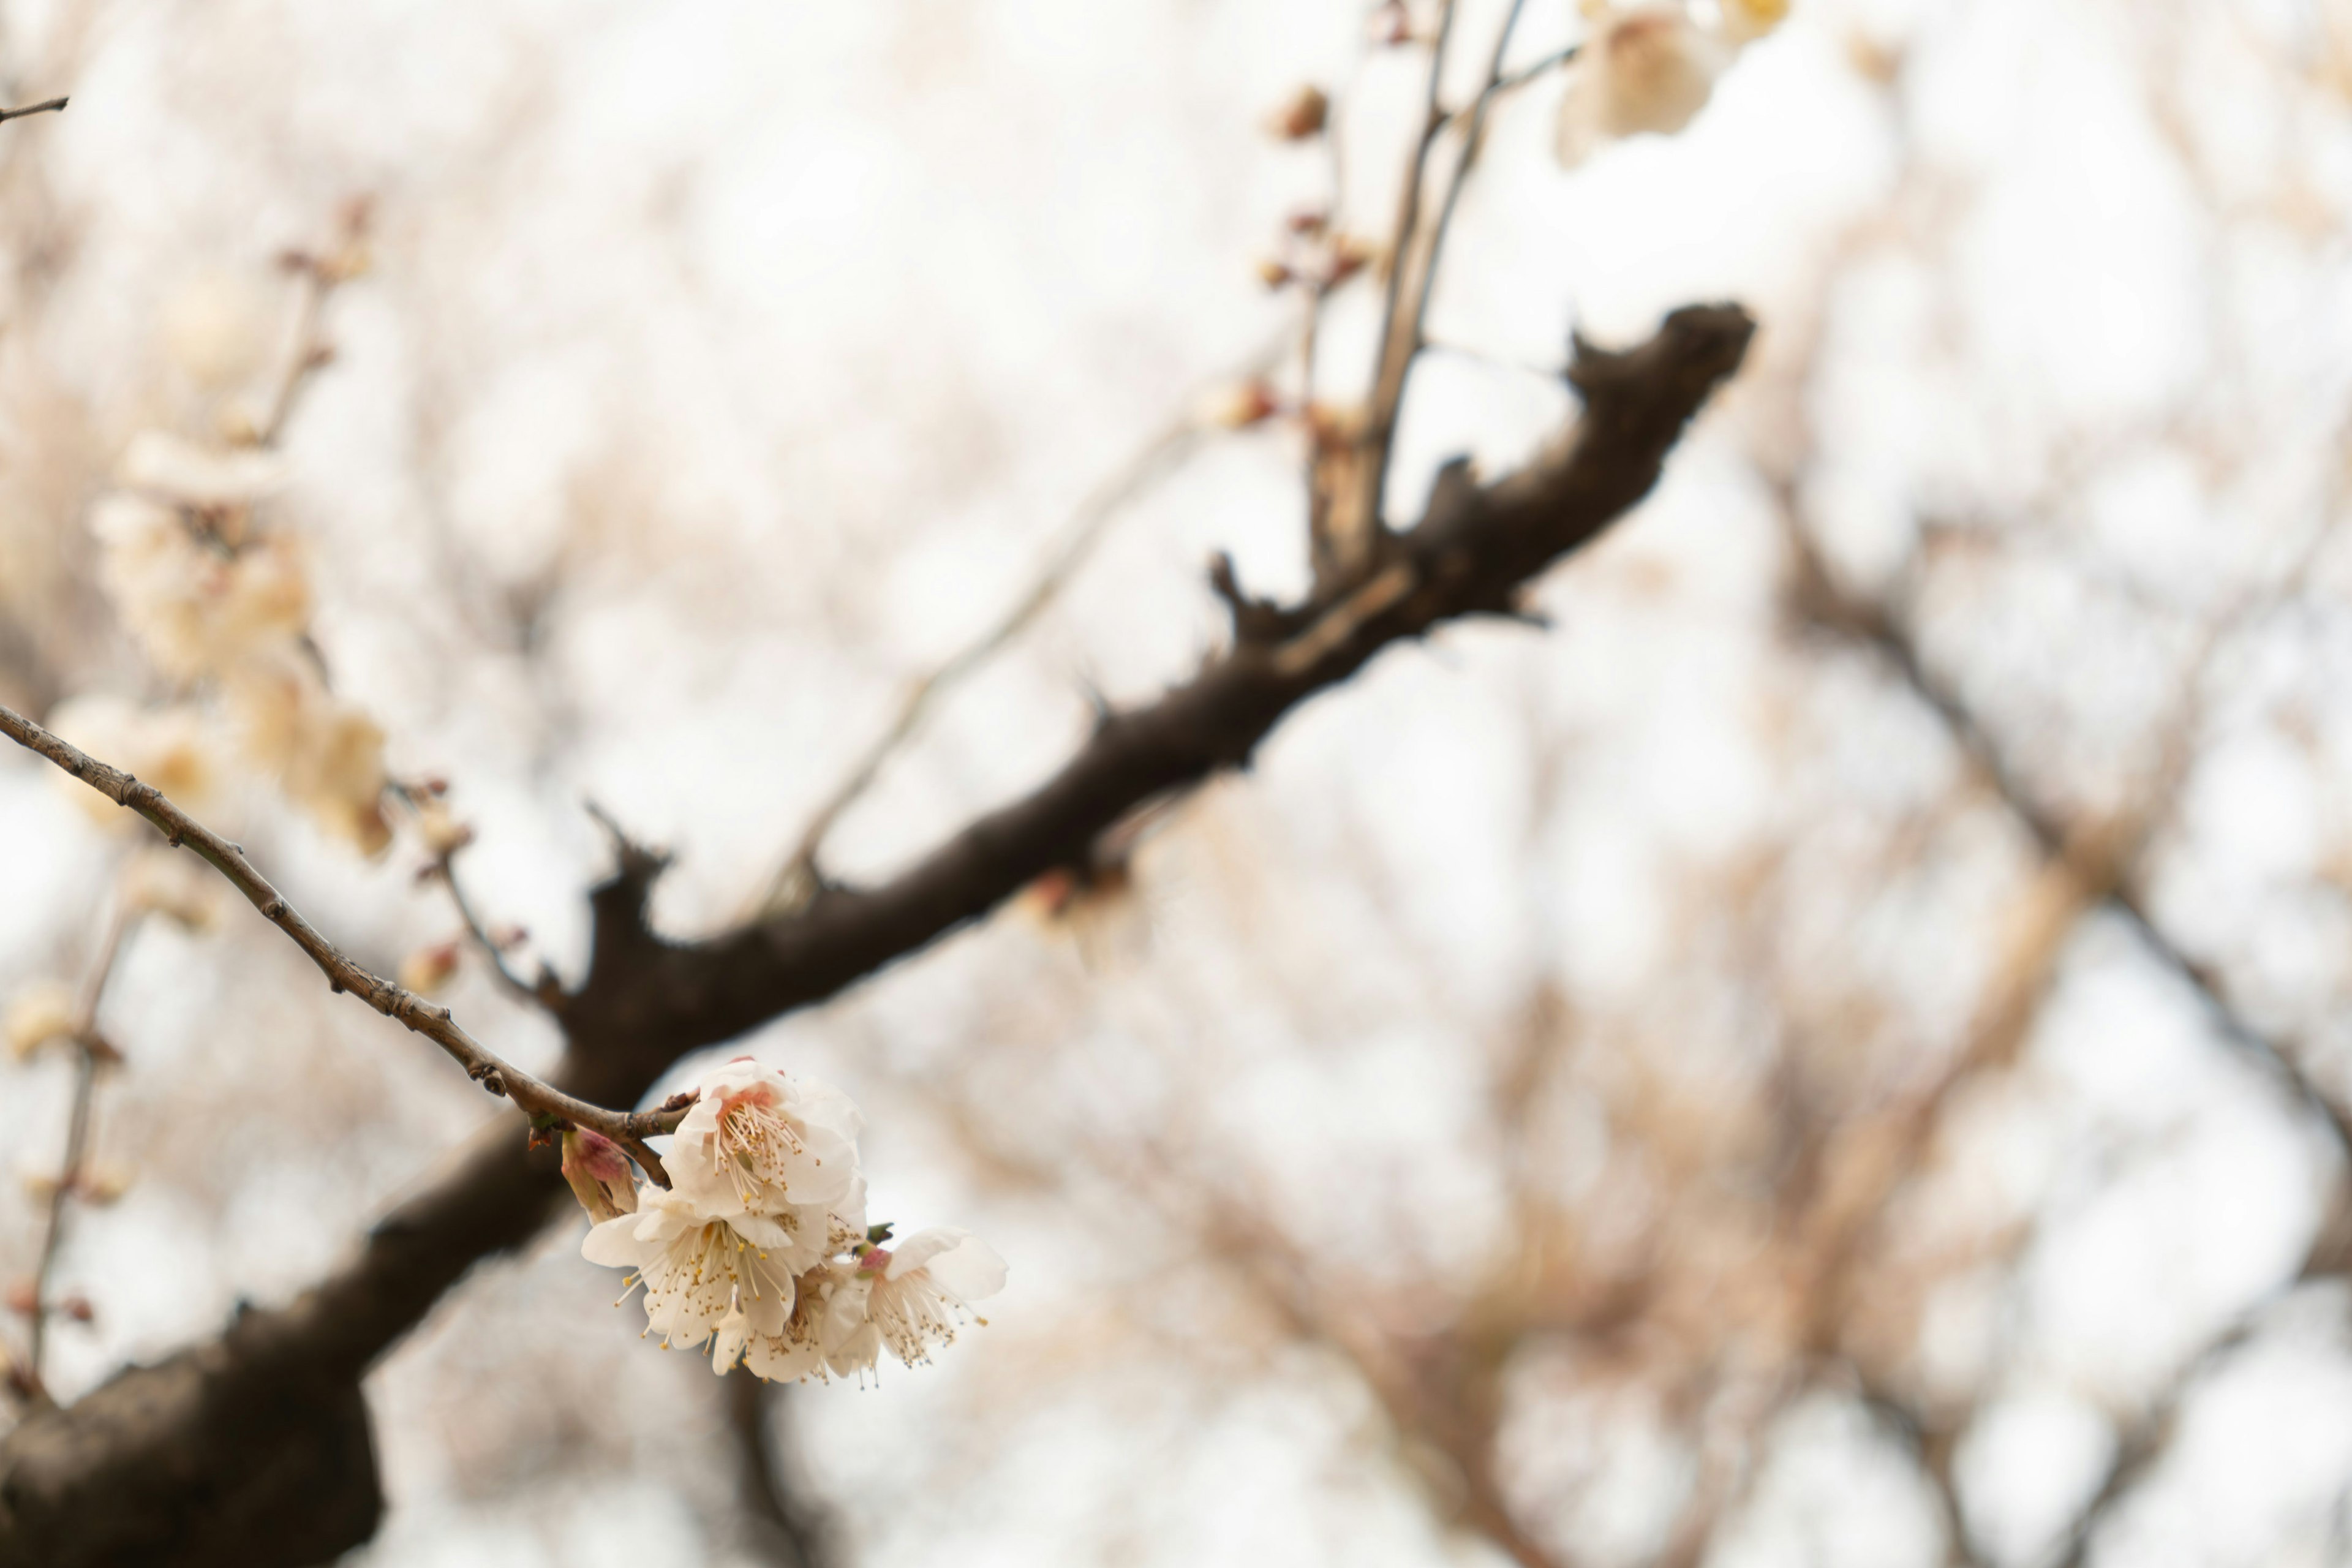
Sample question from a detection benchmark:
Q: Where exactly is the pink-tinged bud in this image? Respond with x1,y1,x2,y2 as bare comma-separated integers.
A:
4,1280,34,1316
399,940,462,997
1368,2,1413,45
1264,85,1330,141
1199,380,1283,431
1285,206,1330,238
59,1294,94,1324
560,1129,639,1225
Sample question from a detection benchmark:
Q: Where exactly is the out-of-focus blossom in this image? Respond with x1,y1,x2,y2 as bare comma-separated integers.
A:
397,940,461,997
1199,380,1282,431
6,981,76,1060
160,273,276,391
1264,84,1329,141
1555,5,1732,168
121,848,222,932
664,1057,862,1218
560,1129,639,1226
122,431,285,510
75,1163,134,1206
582,1186,812,1350
94,496,309,680
820,1227,1008,1376
1719,0,1790,46
43,695,223,826
715,1264,839,1382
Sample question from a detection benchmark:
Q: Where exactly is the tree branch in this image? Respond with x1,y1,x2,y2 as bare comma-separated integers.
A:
0,705,690,1181
0,301,1751,1568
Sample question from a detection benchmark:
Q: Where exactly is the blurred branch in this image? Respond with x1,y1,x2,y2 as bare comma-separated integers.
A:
0,98,65,124
0,702,690,1182
726,1378,834,1568
565,304,1754,1057
1780,502,2352,1158
15,894,135,1406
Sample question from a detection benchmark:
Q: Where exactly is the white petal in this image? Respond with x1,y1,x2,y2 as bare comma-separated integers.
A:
921,1235,1009,1304
581,1212,652,1268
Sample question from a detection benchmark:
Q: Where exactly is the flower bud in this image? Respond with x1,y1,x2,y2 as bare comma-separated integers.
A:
4,1280,34,1316
1368,3,1413,46
77,1163,135,1206
1254,256,1295,290
398,940,462,997
1264,85,1329,141
560,1129,639,1225
415,801,475,857
6,981,75,1061
1198,380,1282,431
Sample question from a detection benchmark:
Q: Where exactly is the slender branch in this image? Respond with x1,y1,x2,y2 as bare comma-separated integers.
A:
434,849,552,1006
726,1378,833,1568
1357,2,1540,556
20,896,134,1403
251,204,368,450
0,98,65,124
0,703,689,1181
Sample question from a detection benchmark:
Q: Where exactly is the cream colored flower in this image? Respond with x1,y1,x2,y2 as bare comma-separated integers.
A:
121,848,222,931
1555,3,1765,168
819,1227,1008,1376
1718,0,1790,46
43,695,224,827
582,1186,816,1351
664,1057,862,1219
6,981,76,1060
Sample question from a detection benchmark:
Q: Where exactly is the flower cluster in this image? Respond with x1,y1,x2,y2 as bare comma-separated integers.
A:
53,216,394,858
575,1058,1006,1384
1555,1,1790,168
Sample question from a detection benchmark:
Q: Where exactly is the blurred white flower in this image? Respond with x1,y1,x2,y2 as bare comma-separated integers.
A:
43,695,224,826
6,980,76,1060
160,272,277,391
94,496,310,682
820,1227,1008,1376
121,847,222,931
664,1057,862,1219
121,431,285,509
1556,3,1774,168
582,1186,814,1351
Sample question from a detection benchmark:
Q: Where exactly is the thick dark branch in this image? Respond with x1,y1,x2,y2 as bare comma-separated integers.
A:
565,304,1754,1060
0,302,1751,1568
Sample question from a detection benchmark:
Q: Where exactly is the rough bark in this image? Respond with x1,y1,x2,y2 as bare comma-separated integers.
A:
0,303,1752,1567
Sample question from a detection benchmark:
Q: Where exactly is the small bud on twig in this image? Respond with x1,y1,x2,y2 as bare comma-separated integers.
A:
1264,85,1330,141
560,1128,639,1225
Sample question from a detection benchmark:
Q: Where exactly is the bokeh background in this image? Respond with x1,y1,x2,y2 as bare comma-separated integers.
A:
7,1,2352,1564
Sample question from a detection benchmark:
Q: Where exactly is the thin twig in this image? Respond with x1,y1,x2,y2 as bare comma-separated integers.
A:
434,851,551,1006
754,331,1290,915
0,702,690,1182
20,894,134,1403
0,97,66,124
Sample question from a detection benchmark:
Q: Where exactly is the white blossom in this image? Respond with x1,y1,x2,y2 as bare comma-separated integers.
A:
664,1057,862,1218
819,1227,1008,1377
1556,7,1727,168
581,1186,815,1350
